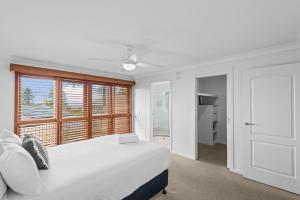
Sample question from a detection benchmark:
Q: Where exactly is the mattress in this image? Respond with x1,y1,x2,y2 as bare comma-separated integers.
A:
7,135,171,200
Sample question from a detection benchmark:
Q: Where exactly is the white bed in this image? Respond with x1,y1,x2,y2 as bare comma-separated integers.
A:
7,135,171,200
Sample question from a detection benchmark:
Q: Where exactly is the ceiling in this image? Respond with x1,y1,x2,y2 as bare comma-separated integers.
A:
0,0,299,77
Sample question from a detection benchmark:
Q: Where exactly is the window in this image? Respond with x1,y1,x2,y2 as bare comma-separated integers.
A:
113,85,131,134
13,65,134,146
92,84,111,137
17,76,57,146
61,81,88,144
91,84,132,137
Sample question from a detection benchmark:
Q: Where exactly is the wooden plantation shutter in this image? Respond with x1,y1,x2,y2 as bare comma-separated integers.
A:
16,75,58,147
91,84,132,136
61,81,89,144
13,64,134,146
91,84,112,137
113,85,131,134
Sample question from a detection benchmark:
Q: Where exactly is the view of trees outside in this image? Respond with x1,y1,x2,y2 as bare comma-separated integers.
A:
62,81,85,117
22,88,34,106
22,87,55,107
21,79,90,119
92,84,109,115
20,77,56,145
21,78,55,120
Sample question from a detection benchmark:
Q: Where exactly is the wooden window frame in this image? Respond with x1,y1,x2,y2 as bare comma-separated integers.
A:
12,64,134,146
10,64,135,86
15,73,58,131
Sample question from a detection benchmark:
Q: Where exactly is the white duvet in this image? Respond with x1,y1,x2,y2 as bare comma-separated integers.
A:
7,135,171,200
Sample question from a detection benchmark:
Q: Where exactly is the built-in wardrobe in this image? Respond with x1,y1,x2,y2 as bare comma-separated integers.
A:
197,75,227,145
197,93,218,145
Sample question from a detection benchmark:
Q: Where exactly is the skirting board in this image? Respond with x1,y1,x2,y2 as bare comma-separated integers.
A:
230,168,243,175
171,150,196,160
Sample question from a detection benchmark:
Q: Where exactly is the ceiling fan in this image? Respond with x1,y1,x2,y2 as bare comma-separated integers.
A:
88,45,163,71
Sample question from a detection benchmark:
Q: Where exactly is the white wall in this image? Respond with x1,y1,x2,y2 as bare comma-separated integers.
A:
198,75,227,144
0,57,133,133
134,45,300,172
134,70,198,159
0,58,15,132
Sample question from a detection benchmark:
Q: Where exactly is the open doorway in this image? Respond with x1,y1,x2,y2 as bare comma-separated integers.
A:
151,81,171,149
197,75,227,167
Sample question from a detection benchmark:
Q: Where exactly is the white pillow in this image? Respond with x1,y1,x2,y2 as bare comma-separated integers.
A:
0,129,21,145
0,145,7,200
0,174,7,200
0,142,42,195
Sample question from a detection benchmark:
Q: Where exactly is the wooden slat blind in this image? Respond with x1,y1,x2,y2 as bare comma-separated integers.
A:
92,84,110,116
92,118,111,137
113,85,129,114
19,76,56,121
61,120,89,144
14,65,133,146
113,117,130,134
20,122,57,147
17,75,58,146
113,86,131,134
91,84,132,137
61,81,87,118
60,81,89,144
91,83,112,137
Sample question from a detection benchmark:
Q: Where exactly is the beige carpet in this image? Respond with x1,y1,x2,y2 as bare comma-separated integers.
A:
152,144,299,200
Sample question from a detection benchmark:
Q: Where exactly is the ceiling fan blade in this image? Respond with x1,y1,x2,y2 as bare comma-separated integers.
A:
88,57,120,63
136,62,163,68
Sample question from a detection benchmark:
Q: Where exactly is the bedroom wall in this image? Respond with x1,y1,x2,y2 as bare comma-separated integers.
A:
0,57,15,132
0,57,133,133
133,43,300,173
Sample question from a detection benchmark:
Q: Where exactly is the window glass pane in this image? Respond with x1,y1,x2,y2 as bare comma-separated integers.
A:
92,84,110,116
62,81,85,117
20,77,56,120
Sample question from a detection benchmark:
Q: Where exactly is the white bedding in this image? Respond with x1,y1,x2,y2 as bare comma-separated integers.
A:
7,135,171,200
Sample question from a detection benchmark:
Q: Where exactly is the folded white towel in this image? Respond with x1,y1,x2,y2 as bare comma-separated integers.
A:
118,133,139,144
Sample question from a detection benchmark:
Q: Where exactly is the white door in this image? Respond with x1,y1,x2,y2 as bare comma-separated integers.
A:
243,63,300,194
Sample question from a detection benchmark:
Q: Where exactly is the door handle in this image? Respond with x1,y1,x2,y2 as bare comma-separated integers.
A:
245,122,256,126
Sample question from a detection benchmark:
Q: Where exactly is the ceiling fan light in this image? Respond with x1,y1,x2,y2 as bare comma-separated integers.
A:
122,63,136,71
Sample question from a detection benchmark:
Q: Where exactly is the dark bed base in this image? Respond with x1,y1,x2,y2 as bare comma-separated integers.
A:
123,170,168,200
